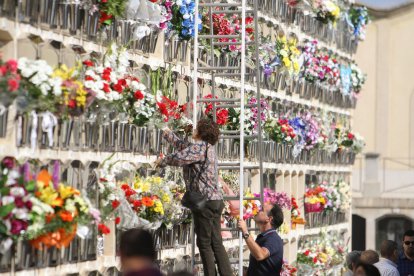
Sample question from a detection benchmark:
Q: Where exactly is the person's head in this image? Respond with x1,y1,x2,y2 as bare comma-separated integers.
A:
255,204,284,232
193,118,220,145
380,240,398,263
120,228,157,272
346,250,361,271
360,250,379,265
354,263,381,276
403,230,414,258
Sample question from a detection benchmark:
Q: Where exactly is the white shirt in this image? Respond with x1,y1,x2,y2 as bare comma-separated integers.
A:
374,258,400,276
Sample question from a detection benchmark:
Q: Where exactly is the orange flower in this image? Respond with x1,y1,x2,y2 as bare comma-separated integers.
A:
142,197,154,207
45,213,56,223
30,226,76,249
52,197,64,207
59,210,74,222
37,170,52,187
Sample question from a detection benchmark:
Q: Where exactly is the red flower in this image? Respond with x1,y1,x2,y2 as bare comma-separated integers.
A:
115,217,121,225
68,99,76,109
85,75,94,81
99,11,113,24
0,66,7,76
7,78,19,92
245,27,254,34
103,83,111,93
83,60,94,67
216,109,229,125
125,189,136,197
157,102,168,116
313,257,318,263
121,184,129,190
98,224,110,235
113,83,123,93
101,0,108,2
134,90,144,100
111,200,120,209
133,200,142,208
347,133,354,140
180,104,187,113
304,250,310,256
245,17,254,25
118,79,127,86
6,60,18,73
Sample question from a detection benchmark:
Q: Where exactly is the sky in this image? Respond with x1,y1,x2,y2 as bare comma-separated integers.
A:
357,0,413,10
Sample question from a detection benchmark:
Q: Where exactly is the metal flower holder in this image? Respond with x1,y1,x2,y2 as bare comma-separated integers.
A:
0,108,8,138
39,0,59,28
83,10,100,40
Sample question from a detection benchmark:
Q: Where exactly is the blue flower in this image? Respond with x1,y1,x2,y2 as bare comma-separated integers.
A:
188,2,195,12
181,28,190,36
182,19,193,28
179,6,188,15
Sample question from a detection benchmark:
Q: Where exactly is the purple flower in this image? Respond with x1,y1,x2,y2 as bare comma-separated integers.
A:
10,220,27,235
52,160,60,190
14,197,25,208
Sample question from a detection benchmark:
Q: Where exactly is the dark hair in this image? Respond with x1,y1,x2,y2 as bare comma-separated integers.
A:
196,118,220,145
120,228,156,261
360,250,379,265
403,230,414,240
380,240,398,258
346,250,361,270
168,271,194,276
355,263,381,276
268,204,284,229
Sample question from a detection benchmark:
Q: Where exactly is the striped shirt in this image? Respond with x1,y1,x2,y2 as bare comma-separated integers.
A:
397,253,414,276
160,131,223,200
374,258,400,276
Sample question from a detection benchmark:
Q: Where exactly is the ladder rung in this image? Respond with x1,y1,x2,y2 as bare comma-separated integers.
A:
218,165,260,170
211,9,255,14
197,98,241,103
220,228,259,231
199,34,240,39
220,130,240,134
199,66,240,71
216,103,256,109
220,135,258,139
199,3,241,7
212,41,255,46
215,73,255,77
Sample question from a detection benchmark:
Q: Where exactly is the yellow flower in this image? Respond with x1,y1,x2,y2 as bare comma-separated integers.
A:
151,177,163,185
37,186,63,207
162,194,171,203
293,61,300,73
59,184,80,200
283,57,291,67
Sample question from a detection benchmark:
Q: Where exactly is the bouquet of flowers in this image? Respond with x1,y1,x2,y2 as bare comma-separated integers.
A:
28,170,101,249
318,51,340,89
156,94,192,130
97,0,126,27
339,130,365,154
311,0,341,24
336,180,350,212
291,196,306,228
275,35,301,75
53,64,91,118
0,57,21,107
320,181,341,212
242,190,261,220
281,260,297,275
265,118,296,144
300,40,325,83
168,0,201,40
18,57,62,112
349,6,370,41
304,186,326,213
259,188,292,210
202,94,229,126
350,62,366,95
0,158,34,254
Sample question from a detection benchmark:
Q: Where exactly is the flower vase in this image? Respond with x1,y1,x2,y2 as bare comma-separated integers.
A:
84,120,99,151
125,124,137,152
179,40,189,63
137,127,148,154
59,1,70,30
117,20,132,46
84,9,99,40
105,20,118,43
149,29,160,54
0,108,8,138
69,2,82,35
269,141,276,162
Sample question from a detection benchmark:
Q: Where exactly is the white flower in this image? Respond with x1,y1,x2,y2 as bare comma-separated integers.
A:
2,196,14,205
176,0,183,6
76,225,90,239
0,238,13,254
50,77,63,96
10,187,25,197
13,208,29,220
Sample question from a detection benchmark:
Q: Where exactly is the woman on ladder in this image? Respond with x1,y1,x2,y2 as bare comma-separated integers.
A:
156,118,233,276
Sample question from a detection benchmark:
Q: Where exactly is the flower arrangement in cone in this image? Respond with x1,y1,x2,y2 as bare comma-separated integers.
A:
27,170,101,249
291,196,305,229
304,186,326,213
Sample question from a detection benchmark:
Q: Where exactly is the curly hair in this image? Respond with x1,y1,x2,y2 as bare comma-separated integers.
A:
196,118,220,145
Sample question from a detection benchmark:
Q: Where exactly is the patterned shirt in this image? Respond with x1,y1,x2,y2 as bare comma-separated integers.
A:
159,131,223,201
374,258,400,276
398,252,414,276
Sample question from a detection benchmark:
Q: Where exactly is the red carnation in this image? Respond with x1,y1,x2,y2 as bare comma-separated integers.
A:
111,200,120,209
347,133,354,140
83,60,94,67
85,75,94,81
115,217,121,225
99,11,113,24
125,189,136,197
68,99,76,109
113,83,123,93
6,60,18,73
98,223,110,235
103,83,111,93
157,102,169,117
121,184,129,190
133,200,142,208
216,109,229,125
7,78,19,92
134,90,144,100
304,250,310,256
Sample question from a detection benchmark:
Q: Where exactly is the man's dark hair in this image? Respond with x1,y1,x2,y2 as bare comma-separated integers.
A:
360,250,379,265
355,263,381,276
346,250,361,270
120,228,156,261
268,204,284,229
403,230,414,240
168,271,194,276
196,118,220,145
380,240,398,258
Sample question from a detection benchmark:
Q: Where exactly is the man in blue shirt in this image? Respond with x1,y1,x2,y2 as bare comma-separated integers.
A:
398,230,414,276
238,204,284,276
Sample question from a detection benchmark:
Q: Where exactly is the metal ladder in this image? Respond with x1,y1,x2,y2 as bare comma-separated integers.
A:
191,0,264,274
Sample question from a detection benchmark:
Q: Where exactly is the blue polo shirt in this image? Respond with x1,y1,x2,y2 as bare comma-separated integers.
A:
247,229,283,276
398,252,414,276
